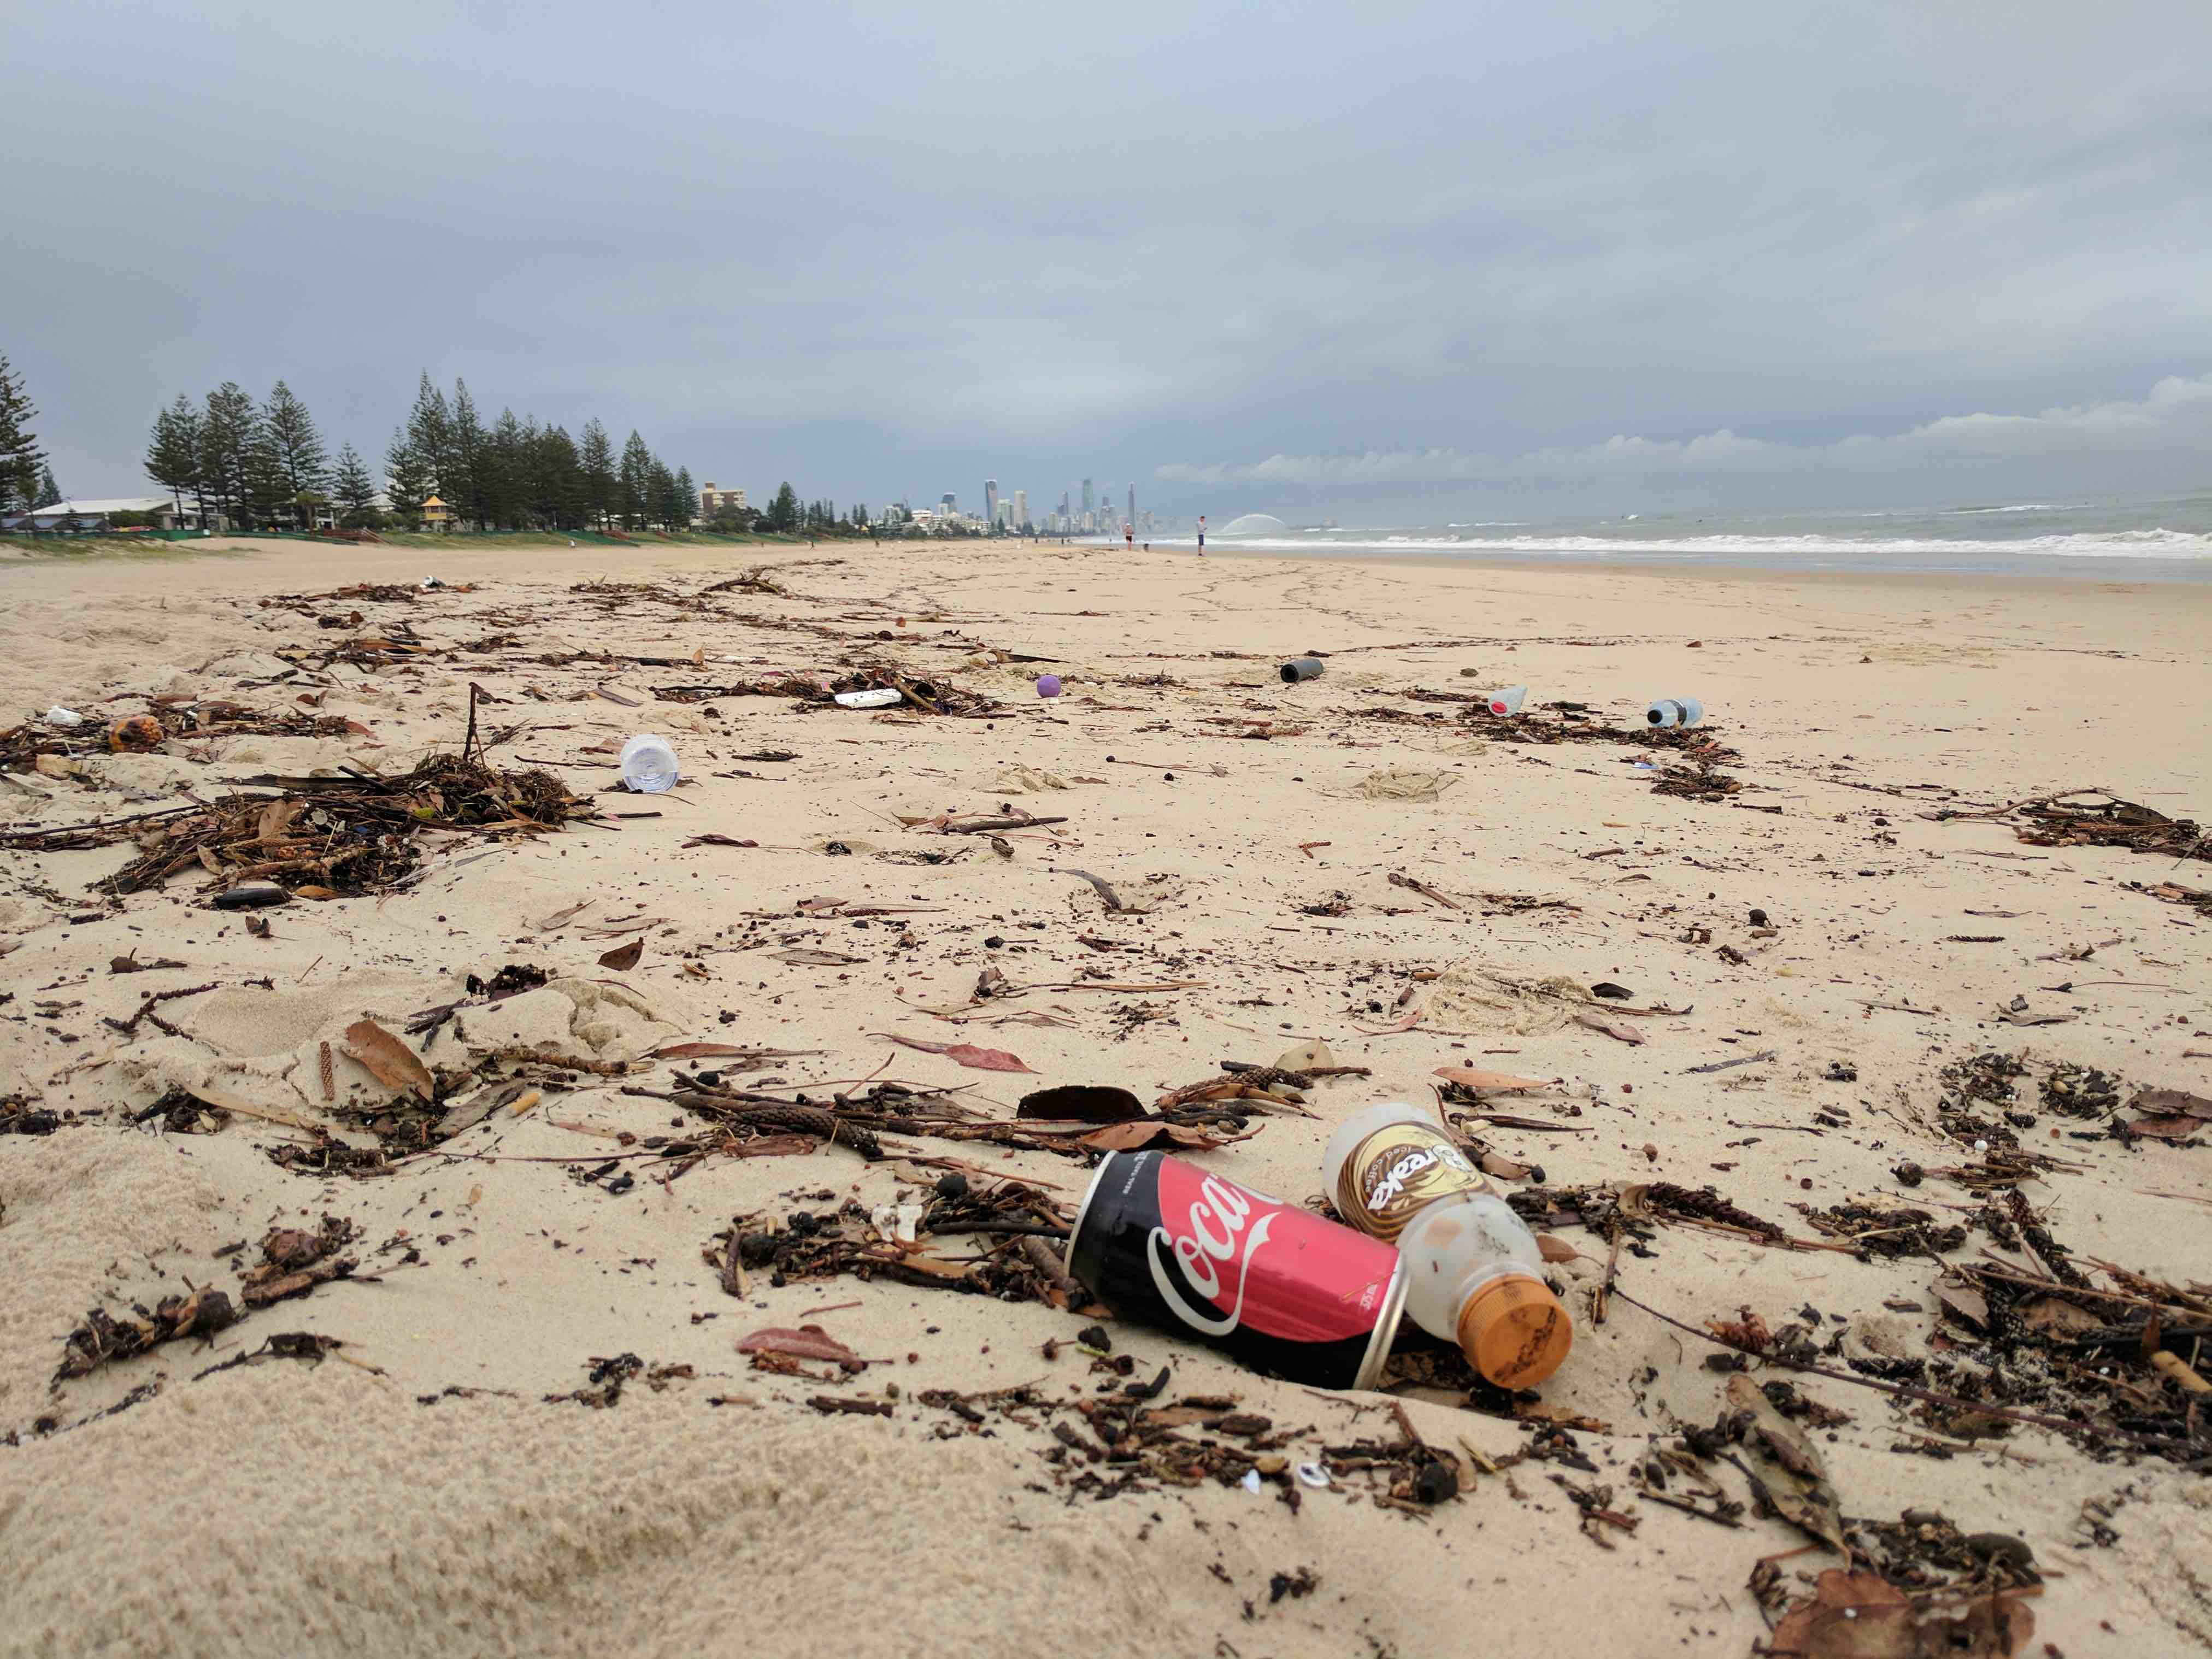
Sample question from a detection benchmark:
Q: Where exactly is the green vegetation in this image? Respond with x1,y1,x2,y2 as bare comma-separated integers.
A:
0,354,45,511
2,346,891,544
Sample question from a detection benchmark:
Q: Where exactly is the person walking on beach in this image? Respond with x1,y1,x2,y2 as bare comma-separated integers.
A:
1196,515,1205,556
1125,521,1134,556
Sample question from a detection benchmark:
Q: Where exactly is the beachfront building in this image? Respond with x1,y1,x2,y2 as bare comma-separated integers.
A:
9,495,217,532
1013,489,1026,528
421,495,455,531
700,481,746,516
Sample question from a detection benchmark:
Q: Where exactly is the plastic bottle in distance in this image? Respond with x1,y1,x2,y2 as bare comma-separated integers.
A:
1645,697,1704,729
1486,685,1527,717
1322,1101,1572,1389
618,733,679,793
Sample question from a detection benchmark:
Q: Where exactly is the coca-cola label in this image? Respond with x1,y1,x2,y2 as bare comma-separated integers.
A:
1337,1121,1487,1242
1143,1158,1390,1345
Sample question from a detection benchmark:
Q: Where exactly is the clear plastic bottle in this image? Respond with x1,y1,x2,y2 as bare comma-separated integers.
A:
1486,685,1527,717
618,733,679,793
1322,1101,1572,1388
1645,697,1704,729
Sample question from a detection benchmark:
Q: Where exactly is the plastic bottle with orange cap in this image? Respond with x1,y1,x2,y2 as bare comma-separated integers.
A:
1321,1101,1573,1390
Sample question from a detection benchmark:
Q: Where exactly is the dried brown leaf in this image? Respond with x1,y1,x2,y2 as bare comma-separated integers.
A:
1080,1121,1174,1152
736,1325,861,1365
598,939,644,971
1769,1569,2033,1658
872,1033,1036,1073
1576,1009,1646,1045
1725,1373,1845,1553
342,1017,434,1101
1018,1085,1145,1122
2128,1116,2205,1141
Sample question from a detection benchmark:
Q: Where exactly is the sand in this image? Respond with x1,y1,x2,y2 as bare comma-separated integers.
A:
1,534,2208,1657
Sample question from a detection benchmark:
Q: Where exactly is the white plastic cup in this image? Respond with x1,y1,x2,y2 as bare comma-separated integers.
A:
1487,685,1527,717
833,687,903,709
1645,697,1704,729
619,734,679,793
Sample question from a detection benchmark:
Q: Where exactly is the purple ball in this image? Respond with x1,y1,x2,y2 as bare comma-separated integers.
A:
1036,674,1063,698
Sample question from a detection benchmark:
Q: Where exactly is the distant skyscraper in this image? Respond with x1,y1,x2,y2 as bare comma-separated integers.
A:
984,479,998,525
941,492,956,516
1126,483,1134,527
1081,478,1093,517
1013,489,1027,527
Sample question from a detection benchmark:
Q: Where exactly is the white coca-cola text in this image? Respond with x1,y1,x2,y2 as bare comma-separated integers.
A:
1147,1173,1278,1336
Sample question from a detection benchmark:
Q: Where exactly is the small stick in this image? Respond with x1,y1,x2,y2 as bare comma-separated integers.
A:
1388,871,1462,911
102,981,220,1037
1683,1050,1776,1075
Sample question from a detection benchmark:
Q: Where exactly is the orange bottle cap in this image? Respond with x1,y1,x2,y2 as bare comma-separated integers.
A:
1456,1272,1573,1388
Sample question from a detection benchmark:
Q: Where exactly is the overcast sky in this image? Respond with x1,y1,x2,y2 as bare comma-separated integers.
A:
5,0,2208,520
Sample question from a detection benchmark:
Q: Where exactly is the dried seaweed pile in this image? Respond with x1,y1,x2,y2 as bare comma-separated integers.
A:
1454,702,1742,762
54,1220,361,1384
3,697,371,776
916,1378,1479,1514
2009,789,2206,860
1651,758,1746,804
1932,788,2209,862
1925,1246,2212,1467
639,1074,1260,1163
652,667,1001,717
80,755,583,897
704,1178,1085,1308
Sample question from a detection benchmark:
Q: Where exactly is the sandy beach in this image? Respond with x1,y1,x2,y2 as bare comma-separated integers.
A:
2,534,2208,1657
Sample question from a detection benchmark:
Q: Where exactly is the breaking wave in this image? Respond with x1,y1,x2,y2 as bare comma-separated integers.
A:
1195,527,2212,561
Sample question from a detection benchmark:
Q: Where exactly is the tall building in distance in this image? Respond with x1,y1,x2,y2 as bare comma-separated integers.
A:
940,492,956,517
984,479,998,526
1081,478,1093,518
699,481,747,515
1013,488,1026,529
1126,483,1134,528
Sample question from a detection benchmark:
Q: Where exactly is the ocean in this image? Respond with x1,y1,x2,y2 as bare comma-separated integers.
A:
1164,490,2212,580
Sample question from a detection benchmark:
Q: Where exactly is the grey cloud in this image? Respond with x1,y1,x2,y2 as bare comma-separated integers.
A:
3,1,2209,513
1157,374,2212,485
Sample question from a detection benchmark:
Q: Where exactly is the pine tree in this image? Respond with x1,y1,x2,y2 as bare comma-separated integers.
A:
403,373,453,504
33,464,61,509
670,466,695,531
198,382,260,527
617,431,653,529
484,407,525,528
577,419,616,529
385,427,432,522
261,381,329,518
241,418,291,527
0,354,45,511
769,481,799,533
449,379,485,531
146,395,203,521
540,425,585,530
644,459,676,530
332,443,379,527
